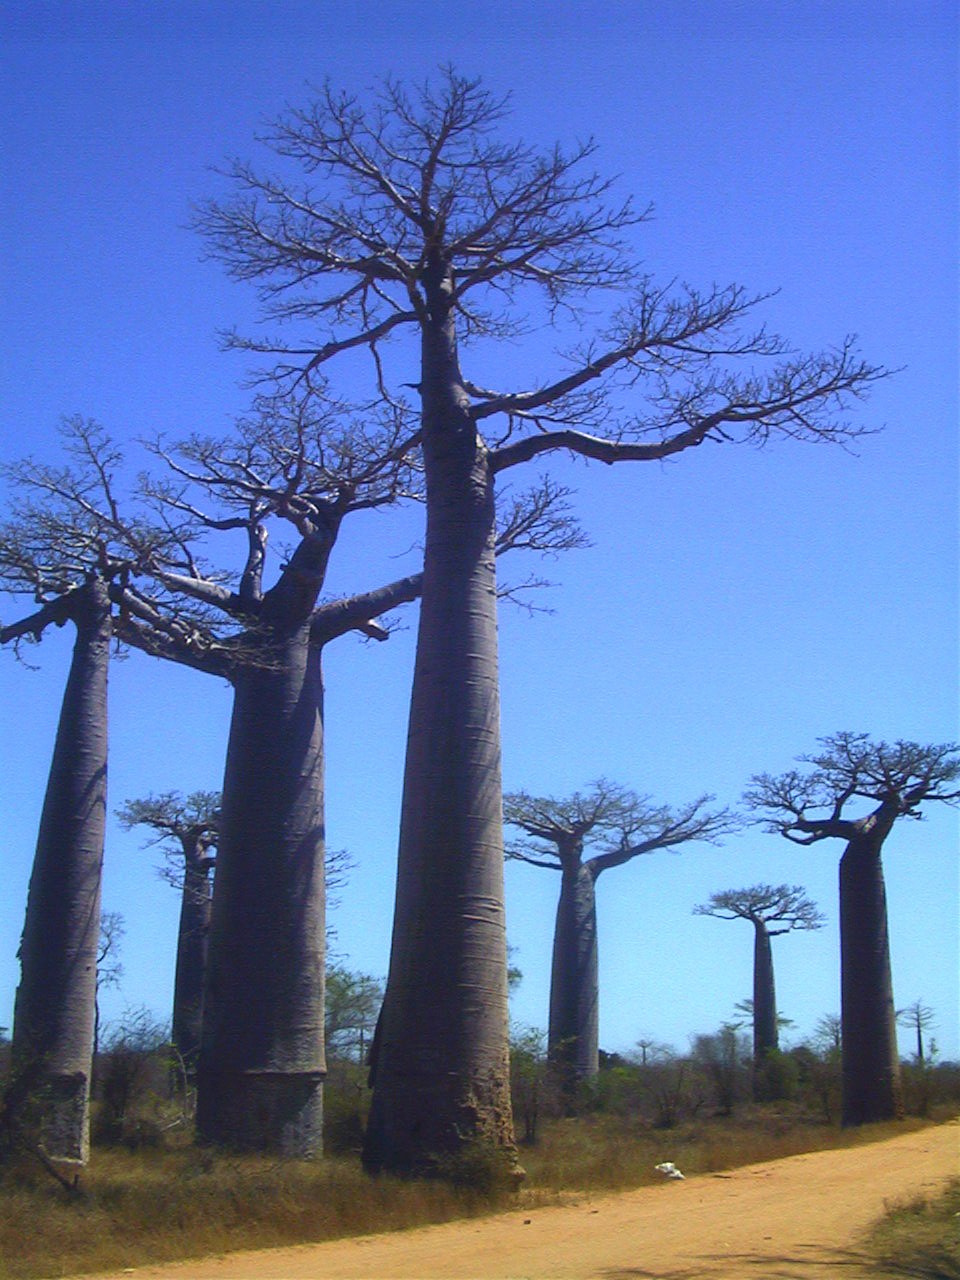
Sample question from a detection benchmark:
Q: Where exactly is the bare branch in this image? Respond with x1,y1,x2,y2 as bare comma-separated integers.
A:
694,884,826,932
310,572,422,646
745,733,960,845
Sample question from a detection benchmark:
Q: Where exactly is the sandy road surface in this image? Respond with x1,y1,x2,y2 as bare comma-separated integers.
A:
84,1123,957,1280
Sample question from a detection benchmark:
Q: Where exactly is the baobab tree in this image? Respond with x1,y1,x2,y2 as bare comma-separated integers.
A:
897,999,936,1063
128,398,570,1156
117,792,221,1077
694,885,823,1065
128,398,422,1156
0,419,183,1163
746,733,960,1125
504,781,738,1097
195,70,884,1173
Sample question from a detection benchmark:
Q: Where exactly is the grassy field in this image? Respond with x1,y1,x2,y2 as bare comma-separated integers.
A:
863,1176,960,1279
0,1109,951,1279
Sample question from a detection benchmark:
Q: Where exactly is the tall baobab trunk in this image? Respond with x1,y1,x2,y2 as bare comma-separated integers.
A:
752,920,778,1061
839,834,903,1125
172,844,214,1078
548,863,599,1096
364,287,517,1176
197,625,326,1155
12,578,110,1164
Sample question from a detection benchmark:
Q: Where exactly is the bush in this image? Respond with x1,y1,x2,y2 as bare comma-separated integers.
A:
92,1009,175,1147
754,1049,800,1102
901,1057,960,1119
322,1059,369,1155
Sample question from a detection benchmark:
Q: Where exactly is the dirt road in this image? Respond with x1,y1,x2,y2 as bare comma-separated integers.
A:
86,1122,957,1279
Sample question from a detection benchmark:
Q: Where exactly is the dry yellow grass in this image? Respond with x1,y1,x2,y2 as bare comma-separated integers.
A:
0,1148,503,1279
0,1111,951,1279
519,1107,936,1191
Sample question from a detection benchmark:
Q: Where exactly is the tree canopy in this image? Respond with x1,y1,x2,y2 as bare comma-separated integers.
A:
505,780,739,875
745,733,960,842
694,884,825,935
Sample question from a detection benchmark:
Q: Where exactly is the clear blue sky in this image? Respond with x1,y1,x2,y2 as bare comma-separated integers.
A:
1,1,957,1061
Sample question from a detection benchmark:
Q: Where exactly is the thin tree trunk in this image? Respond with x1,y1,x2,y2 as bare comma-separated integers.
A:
12,578,110,1164
364,294,517,1176
752,920,778,1061
548,862,600,1099
839,836,903,1125
197,626,326,1155
171,848,213,1079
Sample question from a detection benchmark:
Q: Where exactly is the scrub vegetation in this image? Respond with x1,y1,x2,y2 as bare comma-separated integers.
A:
1,1023,957,1278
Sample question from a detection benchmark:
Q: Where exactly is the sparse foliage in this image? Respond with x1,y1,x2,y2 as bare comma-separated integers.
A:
897,1000,936,1063
695,884,823,1080
325,967,384,1064
0,419,161,1164
506,780,738,1092
196,69,884,1175
94,912,126,1063
747,733,960,1126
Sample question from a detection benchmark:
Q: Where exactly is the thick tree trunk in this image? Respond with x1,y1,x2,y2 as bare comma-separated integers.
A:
752,921,778,1061
12,578,110,1164
364,294,517,1177
196,626,326,1155
839,835,903,1125
548,862,599,1098
171,847,214,1079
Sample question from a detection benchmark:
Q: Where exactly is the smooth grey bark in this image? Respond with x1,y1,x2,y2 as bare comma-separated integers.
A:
197,623,327,1156
12,577,110,1163
511,791,738,1105
172,842,215,1077
839,832,903,1125
752,921,778,1061
548,861,600,1089
364,282,516,1175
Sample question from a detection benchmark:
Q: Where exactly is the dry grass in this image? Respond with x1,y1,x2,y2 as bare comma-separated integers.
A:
0,1147,506,1279
0,1110,951,1279
863,1177,960,1278
520,1106,935,1192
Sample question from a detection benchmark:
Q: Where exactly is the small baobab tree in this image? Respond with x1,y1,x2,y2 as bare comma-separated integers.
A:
196,69,884,1173
504,780,738,1098
746,733,960,1125
694,884,824,1072
897,999,936,1063
117,792,220,1078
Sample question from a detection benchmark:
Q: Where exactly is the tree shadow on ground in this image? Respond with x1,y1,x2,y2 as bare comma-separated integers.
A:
599,1243,958,1279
